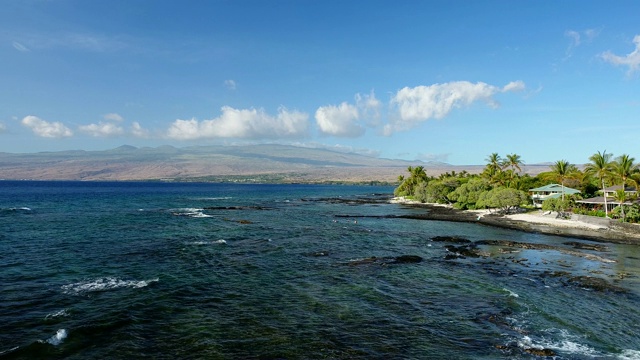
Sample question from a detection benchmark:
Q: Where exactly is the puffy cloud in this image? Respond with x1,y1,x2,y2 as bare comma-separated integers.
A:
601,35,640,75
315,102,361,137
131,121,150,138
315,91,381,137
385,81,525,135
166,106,309,140
78,122,124,137
21,115,73,138
103,113,124,122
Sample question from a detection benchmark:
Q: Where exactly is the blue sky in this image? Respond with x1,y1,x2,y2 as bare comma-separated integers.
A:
1,0,639,165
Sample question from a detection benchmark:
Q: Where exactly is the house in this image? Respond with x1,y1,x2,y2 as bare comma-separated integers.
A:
576,185,638,212
529,184,580,208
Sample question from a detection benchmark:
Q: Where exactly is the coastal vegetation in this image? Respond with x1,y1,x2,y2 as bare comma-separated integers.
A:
395,151,640,223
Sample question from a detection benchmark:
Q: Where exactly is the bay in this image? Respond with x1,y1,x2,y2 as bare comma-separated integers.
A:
1,181,639,359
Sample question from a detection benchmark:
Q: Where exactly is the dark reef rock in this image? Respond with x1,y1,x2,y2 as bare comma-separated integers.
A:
431,236,471,243
347,255,423,266
566,276,627,293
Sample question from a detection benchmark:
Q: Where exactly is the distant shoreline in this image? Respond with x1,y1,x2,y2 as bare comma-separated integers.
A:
391,197,640,245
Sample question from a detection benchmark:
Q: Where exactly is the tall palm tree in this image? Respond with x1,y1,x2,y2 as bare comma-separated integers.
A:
484,153,503,184
549,160,578,201
613,154,639,192
503,153,523,173
584,150,614,217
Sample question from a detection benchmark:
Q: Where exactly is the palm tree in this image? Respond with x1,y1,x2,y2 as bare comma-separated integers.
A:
613,154,639,191
484,153,503,184
613,189,628,221
549,160,578,201
503,153,523,173
584,150,614,217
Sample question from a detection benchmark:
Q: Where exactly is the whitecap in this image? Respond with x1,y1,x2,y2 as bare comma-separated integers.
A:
44,309,69,320
619,349,640,360
171,208,213,218
187,239,227,245
46,329,67,346
503,288,519,298
61,277,159,295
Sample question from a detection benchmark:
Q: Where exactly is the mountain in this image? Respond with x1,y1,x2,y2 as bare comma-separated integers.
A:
0,144,488,183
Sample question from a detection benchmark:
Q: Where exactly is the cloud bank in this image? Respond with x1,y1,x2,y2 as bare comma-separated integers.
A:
601,34,640,75
21,116,73,138
166,106,309,140
315,91,381,137
384,80,525,135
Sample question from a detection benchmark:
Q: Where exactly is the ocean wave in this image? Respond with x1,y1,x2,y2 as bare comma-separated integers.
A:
619,349,640,360
46,329,67,346
518,330,600,358
45,309,70,320
502,288,519,298
187,239,227,245
170,208,213,218
61,277,159,295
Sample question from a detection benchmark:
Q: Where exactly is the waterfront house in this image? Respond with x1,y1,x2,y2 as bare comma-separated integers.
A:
576,185,638,212
529,184,580,208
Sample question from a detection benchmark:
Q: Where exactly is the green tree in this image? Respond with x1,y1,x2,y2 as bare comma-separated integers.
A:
584,150,614,218
476,187,528,213
613,154,639,192
503,153,523,173
483,153,503,184
447,178,491,209
612,189,629,221
547,160,579,201
394,166,429,197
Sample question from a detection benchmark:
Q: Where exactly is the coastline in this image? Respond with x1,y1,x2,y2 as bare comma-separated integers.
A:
390,197,640,245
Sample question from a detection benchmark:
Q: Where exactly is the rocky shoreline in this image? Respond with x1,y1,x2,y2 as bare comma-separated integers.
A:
390,201,640,245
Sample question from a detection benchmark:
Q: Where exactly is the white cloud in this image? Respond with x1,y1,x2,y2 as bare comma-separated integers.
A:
12,41,30,52
315,102,361,137
166,106,309,140
315,91,381,137
564,28,600,59
224,79,237,91
21,115,73,138
103,113,124,122
131,122,150,138
601,35,640,75
78,122,124,137
385,81,525,135
0,122,6,133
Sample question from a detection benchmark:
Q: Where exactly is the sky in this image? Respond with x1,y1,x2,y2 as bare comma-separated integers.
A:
1,0,640,165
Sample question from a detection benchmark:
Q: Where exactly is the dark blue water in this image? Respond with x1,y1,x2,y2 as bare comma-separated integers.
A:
1,181,639,359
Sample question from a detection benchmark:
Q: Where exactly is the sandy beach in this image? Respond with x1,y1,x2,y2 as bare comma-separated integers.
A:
391,197,640,244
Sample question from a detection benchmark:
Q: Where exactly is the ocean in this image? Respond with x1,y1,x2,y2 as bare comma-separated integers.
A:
1,181,639,359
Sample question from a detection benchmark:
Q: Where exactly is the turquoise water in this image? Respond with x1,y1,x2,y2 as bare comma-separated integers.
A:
1,181,639,359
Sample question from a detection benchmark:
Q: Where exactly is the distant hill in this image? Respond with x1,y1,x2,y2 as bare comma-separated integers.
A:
0,144,544,183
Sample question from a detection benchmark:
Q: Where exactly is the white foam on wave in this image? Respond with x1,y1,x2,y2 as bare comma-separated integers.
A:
61,277,159,295
619,349,640,360
188,239,227,245
503,288,519,298
44,309,69,319
518,329,601,358
171,208,213,218
46,329,67,346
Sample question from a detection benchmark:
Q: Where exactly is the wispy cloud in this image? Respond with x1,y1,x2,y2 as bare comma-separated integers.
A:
0,122,6,133
166,106,309,140
601,34,640,76
12,41,30,52
564,28,600,60
8,32,128,53
315,91,380,138
21,116,73,138
224,79,237,91
384,80,525,135
103,113,124,122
